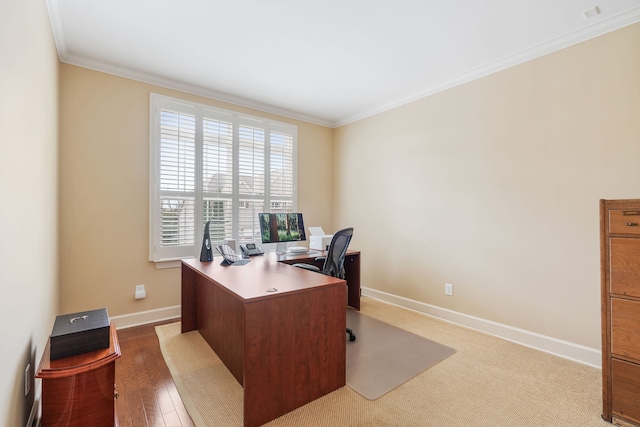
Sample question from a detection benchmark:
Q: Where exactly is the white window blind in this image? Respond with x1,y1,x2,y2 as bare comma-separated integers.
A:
149,94,297,262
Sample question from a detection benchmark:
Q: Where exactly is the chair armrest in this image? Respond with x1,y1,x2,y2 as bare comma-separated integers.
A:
314,256,326,263
292,263,321,273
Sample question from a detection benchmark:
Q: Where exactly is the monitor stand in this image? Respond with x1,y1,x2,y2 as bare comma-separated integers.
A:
275,242,287,254
287,246,308,253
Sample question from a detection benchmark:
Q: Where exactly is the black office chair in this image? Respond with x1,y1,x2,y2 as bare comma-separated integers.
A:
293,227,356,341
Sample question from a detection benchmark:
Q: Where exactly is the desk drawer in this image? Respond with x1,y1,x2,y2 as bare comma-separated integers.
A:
610,210,640,235
610,238,640,298
611,298,640,361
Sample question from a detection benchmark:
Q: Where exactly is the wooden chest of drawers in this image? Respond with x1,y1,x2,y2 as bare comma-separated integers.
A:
601,199,640,426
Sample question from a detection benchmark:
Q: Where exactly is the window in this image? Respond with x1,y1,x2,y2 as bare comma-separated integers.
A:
149,94,297,262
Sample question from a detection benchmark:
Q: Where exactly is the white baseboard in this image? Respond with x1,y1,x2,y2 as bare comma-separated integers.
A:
361,287,602,369
110,305,181,329
109,292,602,368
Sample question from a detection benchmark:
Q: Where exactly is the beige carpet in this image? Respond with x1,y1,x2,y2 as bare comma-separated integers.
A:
156,297,610,426
346,309,455,399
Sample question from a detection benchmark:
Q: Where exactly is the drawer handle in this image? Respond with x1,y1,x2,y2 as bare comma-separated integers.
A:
627,222,639,227
622,211,640,216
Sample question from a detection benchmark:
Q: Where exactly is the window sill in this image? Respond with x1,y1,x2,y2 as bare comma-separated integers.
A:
153,257,195,270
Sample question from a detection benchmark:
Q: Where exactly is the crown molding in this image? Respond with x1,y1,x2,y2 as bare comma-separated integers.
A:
333,6,640,128
46,1,640,129
58,53,335,128
45,0,332,127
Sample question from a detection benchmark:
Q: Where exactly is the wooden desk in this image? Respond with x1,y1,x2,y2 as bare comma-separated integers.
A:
181,253,349,427
36,323,121,427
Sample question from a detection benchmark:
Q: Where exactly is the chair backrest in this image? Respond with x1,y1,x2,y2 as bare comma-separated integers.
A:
322,228,353,279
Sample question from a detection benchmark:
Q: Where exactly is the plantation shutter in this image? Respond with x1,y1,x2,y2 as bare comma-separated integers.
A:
202,115,234,244
269,128,294,213
237,120,266,242
149,94,297,263
156,108,197,259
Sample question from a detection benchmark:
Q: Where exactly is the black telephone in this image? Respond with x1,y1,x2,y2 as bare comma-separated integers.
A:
240,243,264,257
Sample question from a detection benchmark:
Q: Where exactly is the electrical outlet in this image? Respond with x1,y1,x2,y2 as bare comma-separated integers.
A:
24,364,30,396
445,283,453,296
135,284,147,300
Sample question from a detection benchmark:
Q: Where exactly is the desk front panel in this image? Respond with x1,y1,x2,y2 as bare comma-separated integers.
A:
244,284,346,427
199,271,246,384
182,262,245,383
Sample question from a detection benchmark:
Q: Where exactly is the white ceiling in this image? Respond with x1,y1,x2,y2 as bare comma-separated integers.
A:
46,0,640,127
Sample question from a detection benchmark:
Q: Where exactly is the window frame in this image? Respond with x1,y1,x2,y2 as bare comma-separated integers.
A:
149,93,298,264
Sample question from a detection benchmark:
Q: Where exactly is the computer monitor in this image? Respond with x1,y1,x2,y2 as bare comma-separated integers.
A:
259,213,306,244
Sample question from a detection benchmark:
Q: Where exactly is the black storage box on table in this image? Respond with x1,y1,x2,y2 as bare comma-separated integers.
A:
50,308,110,360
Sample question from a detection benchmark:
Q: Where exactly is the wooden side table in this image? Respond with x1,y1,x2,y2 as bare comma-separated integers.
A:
36,323,121,427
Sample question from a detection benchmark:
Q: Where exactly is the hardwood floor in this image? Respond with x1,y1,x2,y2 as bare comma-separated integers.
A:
115,320,195,427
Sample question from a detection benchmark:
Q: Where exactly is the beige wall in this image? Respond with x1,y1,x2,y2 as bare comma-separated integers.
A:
58,65,335,316
334,23,640,349
6,3,636,423
0,0,59,425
